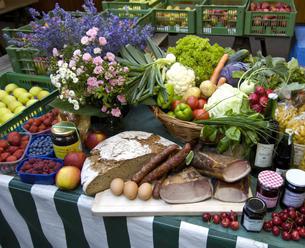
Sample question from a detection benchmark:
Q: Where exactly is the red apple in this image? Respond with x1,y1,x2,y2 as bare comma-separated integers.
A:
55,166,80,191
186,96,199,110
64,151,87,170
198,98,207,109
84,131,107,150
193,109,209,120
171,100,182,111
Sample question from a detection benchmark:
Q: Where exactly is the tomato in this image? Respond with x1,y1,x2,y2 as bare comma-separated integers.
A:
198,98,207,109
171,100,182,111
186,96,199,110
193,109,209,120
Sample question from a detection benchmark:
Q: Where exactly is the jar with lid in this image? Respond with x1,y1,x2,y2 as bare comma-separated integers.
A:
256,170,284,211
281,169,305,208
241,197,267,232
51,121,82,159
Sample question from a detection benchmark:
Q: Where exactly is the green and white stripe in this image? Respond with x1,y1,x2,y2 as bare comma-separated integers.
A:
0,175,294,248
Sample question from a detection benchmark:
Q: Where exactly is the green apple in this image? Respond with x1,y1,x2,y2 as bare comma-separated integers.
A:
29,86,42,96
7,101,22,112
37,90,50,100
5,83,18,93
14,105,26,114
0,107,11,115
0,90,8,100
18,93,33,104
26,99,38,106
2,95,16,105
1,112,15,123
0,102,6,108
13,88,27,98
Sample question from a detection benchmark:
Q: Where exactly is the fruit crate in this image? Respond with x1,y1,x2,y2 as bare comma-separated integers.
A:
152,0,203,33
244,0,297,37
102,0,161,10
196,0,248,36
103,8,151,19
0,72,58,138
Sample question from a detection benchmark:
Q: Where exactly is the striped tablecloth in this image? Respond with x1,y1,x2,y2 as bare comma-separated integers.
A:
1,175,304,248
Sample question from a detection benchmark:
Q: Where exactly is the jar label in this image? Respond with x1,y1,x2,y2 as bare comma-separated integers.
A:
254,143,274,168
53,140,82,159
243,214,264,232
282,188,305,208
293,144,305,166
256,192,278,209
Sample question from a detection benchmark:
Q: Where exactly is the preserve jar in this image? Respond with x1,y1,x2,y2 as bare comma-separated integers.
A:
241,197,267,232
256,170,284,211
51,121,82,159
281,169,305,208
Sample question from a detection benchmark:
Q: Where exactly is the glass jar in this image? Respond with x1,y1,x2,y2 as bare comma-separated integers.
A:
281,169,305,208
256,170,284,211
241,197,267,232
51,121,82,159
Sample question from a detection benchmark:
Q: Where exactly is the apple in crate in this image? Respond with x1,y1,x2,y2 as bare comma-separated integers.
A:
55,166,81,190
84,131,107,150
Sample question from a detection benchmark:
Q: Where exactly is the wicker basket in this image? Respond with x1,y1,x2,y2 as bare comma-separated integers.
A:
152,106,203,142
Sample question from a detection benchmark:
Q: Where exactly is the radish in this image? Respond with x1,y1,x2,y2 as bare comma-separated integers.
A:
249,93,259,104
255,86,266,96
251,104,263,113
259,96,269,107
266,89,273,95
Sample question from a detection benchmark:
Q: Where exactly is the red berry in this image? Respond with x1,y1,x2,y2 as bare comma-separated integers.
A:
230,221,240,231
298,227,305,238
228,211,238,222
295,217,304,226
263,221,273,232
281,222,292,231
213,215,221,224
272,212,279,218
272,216,282,226
202,213,211,222
283,209,289,214
220,212,228,220
282,231,291,241
299,207,305,215
272,226,280,236
221,218,230,228
289,210,297,220
280,213,288,222
291,230,300,241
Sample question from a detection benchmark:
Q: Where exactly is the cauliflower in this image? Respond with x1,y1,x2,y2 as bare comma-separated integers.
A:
166,62,196,96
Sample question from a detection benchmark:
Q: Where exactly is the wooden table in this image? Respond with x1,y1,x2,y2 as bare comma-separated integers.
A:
0,0,38,15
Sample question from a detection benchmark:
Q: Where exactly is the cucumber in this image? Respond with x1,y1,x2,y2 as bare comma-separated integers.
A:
228,49,249,64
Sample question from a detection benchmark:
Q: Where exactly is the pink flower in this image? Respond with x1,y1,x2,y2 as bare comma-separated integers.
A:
69,60,76,68
117,95,126,103
108,66,115,72
86,27,98,38
106,52,115,62
97,80,104,85
93,56,103,65
123,67,129,73
87,77,98,87
105,72,112,80
81,36,89,45
111,107,121,117
117,76,125,86
93,66,103,74
76,68,83,76
52,48,59,57
105,87,110,93
99,37,107,46
109,79,118,86
82,53,92,62
101,105,108,112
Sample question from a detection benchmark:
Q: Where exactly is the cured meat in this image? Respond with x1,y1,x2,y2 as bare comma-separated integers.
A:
214,177,249,203
191,150,251,183
160,167,212,204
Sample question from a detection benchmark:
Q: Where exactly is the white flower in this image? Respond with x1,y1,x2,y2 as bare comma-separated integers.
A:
72,66,76,71
59,95,64,100
55,83,61,88
52,48,59,57
93,48,102,54
74,104,80,110
69,90,75,97
73,78,79,83
73,49,81,56
57,60,63,67
81,36,89,45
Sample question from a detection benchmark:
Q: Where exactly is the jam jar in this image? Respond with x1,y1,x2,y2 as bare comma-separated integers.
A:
256,170,284,211
51,121,82,159
281,169,305,208
241,197,267,232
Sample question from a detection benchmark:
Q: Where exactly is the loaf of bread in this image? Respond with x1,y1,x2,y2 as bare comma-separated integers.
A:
81,131,175,196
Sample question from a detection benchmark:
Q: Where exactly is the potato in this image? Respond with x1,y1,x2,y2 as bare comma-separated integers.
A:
182,87,201,100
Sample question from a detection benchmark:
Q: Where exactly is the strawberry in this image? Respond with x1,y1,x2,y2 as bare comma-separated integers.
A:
6,155,17,162
7,132,22,146
0,139,9,149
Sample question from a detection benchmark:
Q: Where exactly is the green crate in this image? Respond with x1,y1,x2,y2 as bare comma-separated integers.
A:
102,0,161,10
0,72,58,137
152,0,203,33
244,0,296,37
136,9,155,28
196,0,248,36
103,8,151,19
2,23,33,46
6,46,48,75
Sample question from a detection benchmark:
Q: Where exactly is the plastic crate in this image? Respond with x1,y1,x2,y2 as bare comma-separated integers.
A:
26,134,54,158
244,0,297,37
103,8,150,18
136,9,155,28
152,0,203,33
2,23,33,46
196,0,248,36
0,72,58,137
102,0,160,10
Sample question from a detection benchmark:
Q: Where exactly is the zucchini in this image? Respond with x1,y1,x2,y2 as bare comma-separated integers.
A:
228,49,250,64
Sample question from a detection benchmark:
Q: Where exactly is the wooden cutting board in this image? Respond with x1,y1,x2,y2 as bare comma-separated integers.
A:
92,189,252,217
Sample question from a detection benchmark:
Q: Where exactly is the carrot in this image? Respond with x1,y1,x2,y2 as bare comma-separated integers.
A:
210,54,229,85
217,77,227,87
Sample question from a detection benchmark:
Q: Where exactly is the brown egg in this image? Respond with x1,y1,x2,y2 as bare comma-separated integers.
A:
110,178,125,196
138,183,153,201
123,181,138,200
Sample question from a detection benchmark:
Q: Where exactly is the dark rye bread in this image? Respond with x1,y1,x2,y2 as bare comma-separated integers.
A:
81,131,175,196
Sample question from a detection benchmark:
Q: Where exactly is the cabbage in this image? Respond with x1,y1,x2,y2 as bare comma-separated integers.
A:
205,84,247,117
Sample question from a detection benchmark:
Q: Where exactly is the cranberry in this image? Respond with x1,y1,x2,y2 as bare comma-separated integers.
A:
272,226,280,236
230,221,240,231
298,227,305,238
281,222,292,231
228,211,238,222
295,217,304,226
213,215,221,224
263,221,273,232
272,212,279,218
280,213,289,222
202,213,211,222
221,218,230,228
272,216,282,226
220,212,228,220
299,206,305,215
289,210,297,220
291,230,300,241
282,231,291,241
